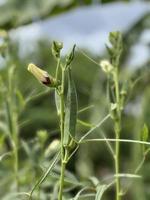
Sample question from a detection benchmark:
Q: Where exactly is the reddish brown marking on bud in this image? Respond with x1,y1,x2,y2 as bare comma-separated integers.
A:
42,76,51,85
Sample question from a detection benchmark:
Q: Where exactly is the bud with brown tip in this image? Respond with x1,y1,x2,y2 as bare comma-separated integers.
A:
28,63,58,87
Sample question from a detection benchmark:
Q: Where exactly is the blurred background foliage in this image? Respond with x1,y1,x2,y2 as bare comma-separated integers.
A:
0,0,150,199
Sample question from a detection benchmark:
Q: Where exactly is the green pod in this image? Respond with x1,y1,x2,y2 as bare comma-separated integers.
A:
63,68,78,146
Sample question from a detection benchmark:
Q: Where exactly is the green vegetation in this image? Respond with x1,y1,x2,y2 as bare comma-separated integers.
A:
0,1,150,200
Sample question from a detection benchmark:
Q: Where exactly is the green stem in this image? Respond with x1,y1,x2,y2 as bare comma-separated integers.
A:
115,122,120,200
12,113,19,192
114,68,121,200
7,98,19,191
7,67,19,191
58,160,66,200
58,67,66,200
55,58,60,81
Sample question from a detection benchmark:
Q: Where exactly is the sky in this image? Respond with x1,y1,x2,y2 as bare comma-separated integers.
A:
10,1,150,70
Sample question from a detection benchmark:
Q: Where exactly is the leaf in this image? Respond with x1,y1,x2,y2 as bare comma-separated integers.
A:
141,124,149,152
15,90,25,113
95,185,107,200
73,187,90,200
63,68,78,146
78,105,94,114
5,99,12,135
55,89,61,115
66,44,76,66
77,119,93,128
0,151,12,162
29,151,60,199
88,176,99,187
107,31,123,67
141,124,149,142
51,181,59,200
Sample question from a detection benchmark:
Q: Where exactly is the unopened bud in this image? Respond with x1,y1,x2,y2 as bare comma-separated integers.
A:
52,41,63,59
100,60,114,74
110,103,118,119
28,63,58,87
37,130,48,144
44,139,60,157
66,44,76,66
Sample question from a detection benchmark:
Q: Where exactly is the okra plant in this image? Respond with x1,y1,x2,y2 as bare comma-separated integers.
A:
27,32,150,200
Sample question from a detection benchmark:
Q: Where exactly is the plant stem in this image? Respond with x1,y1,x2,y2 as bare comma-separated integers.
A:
58,67,66,200
55,58,60,81
12,113,19,191
7,97,19,191
115,122,120,200
58,160,66,200
114,68,121,200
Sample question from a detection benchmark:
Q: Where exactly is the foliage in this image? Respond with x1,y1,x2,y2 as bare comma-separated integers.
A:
0,1,150,200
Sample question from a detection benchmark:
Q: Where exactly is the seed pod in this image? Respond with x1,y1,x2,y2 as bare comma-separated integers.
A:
28,63,58,87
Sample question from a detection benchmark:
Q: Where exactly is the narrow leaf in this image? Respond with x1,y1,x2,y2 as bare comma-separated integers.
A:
77,119,93,128
95,185,107,200
141,124,149,152
63,68,78,146
141,124,149,142
15,90,25,112
29,151,60,199
73,187,90,200
55,89,61,115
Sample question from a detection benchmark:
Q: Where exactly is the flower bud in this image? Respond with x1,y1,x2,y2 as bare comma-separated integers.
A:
66,44,76,66
44,139,60,157
28,63,58,87
100,60,114,74
110,103,118,119
52,41,63,59
37,130,48,144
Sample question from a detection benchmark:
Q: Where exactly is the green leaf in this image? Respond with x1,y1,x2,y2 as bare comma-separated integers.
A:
73,187,90,200
77,119,93,128
51,181,59,200
141,124,149,142
107,31,123,67
29,151,60,199
63,68,78,146
15,90,25,113
95,185,107,200
141,124,149,152
55,89,61,116
88,176,99,187
66,44,76,66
